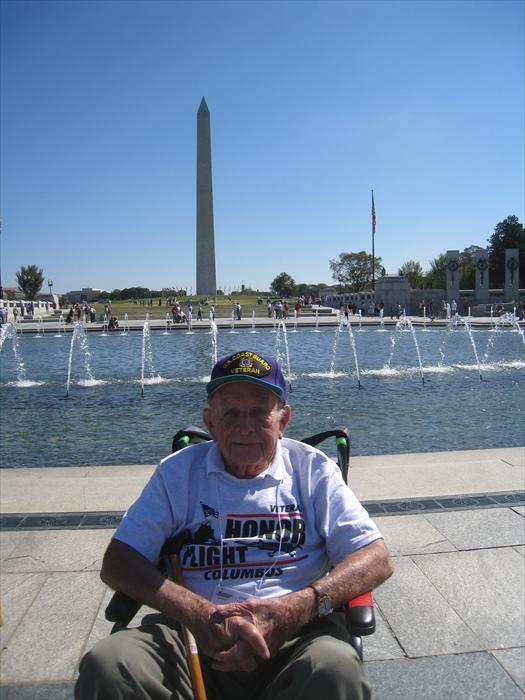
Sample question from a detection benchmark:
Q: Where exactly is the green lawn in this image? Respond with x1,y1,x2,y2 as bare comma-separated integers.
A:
92,295,278,320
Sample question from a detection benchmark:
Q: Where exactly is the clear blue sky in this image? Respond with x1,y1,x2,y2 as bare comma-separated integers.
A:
1,0,523,295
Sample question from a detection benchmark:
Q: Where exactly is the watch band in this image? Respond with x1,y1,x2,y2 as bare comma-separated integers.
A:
308,583,334,617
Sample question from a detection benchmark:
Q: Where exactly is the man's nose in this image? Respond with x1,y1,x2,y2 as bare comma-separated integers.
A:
235,412,257,431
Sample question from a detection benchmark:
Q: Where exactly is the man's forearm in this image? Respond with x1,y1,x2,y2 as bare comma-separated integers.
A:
306,538,393,610
279,538,393,628
101,538,213,630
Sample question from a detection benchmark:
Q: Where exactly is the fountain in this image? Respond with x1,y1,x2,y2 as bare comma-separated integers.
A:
65,322,99,398
1,321,523,468
120,313,130,336
483,312,525,363
250,310,256,334
163,313,172,335
346,321,362,389
140,318,162,396
34,317,45,338
0,323,8,350
438,314,483,380
385,314,425,384
209,316,218,365
55,313,65,338
186,311,194,335
313,308,320,332
274,321,292,393
378,308,386,332
0,323,42,387
329,322,343,377
494,312,525,344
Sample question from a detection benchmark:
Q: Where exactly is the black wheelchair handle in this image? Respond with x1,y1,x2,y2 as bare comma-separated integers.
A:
172,426,211,453
299,426,350,447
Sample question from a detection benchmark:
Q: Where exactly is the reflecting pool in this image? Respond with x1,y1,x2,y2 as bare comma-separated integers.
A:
1,322,523,467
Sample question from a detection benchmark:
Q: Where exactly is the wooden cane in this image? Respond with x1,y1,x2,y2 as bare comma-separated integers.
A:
170,553,208,700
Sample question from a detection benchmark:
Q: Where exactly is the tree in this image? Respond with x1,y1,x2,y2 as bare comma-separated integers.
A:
424,253,447,289
487,215,524,288
459,245,485,289
16,264,45,300
118,286,151,300
296,282,327,298
270,272,296,298
398,260,425,289
329,251,384,292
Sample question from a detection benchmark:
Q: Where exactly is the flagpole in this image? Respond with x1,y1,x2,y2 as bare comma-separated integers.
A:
371,190,375,290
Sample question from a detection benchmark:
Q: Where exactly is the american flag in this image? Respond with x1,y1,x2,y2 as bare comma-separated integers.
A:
372,191,376,235
201,502,219,519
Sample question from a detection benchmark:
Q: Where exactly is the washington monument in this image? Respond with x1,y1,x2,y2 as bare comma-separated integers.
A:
196,97,217,296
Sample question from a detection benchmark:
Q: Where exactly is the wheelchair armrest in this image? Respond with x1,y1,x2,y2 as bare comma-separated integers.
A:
105,590,142,630
105,537,188,633
345,592,376,636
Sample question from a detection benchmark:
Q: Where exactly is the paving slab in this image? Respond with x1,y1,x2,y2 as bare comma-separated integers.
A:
0,683,75,700
360,606,405,662
373,514,456,556
0,571,105,683
423,507,525,550
0,465,155,514
373,556,483,657
0,531,23,562
492,647,525,692
413,548,525,649
83,586,115,656
1,529,113,573
350,447,525,501
365,651,524,700
83,587,158,656
0,573,48,650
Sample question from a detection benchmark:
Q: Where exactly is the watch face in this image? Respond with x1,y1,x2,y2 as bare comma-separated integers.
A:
319,595,333,616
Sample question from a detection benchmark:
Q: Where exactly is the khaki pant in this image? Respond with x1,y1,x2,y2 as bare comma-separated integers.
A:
75,612,371,700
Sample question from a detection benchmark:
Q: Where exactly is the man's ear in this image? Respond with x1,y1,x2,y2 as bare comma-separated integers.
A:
278,404,292,438
202,406,216,439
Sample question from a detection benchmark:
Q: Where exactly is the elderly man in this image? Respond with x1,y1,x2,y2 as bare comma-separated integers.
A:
76,350,392,700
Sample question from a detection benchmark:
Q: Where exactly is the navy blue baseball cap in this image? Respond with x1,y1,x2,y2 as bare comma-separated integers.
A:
206,351,288,402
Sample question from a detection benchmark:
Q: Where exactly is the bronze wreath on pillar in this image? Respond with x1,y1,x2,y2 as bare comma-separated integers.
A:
476,258,488,285
506,257,519,284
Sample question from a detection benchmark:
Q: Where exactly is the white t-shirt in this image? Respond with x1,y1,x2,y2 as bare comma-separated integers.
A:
114,438,382,602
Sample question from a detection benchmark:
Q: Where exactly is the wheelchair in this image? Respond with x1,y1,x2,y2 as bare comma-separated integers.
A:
105,426,376,661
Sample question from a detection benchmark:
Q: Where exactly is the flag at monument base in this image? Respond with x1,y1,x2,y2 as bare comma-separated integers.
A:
372,191,376,235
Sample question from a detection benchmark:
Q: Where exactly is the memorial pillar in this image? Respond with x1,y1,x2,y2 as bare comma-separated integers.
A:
446,250,460,303
504,248,520,303
474,248,489,304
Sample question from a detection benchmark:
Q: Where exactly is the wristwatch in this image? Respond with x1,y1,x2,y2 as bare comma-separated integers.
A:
309,583,334,617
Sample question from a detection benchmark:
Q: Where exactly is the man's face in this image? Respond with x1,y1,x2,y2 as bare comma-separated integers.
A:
203,382,292,479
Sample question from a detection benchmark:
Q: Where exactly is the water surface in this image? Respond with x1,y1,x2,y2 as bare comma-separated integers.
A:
1,324,523,467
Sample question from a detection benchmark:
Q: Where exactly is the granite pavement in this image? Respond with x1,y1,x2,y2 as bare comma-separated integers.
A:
1,446,524,699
